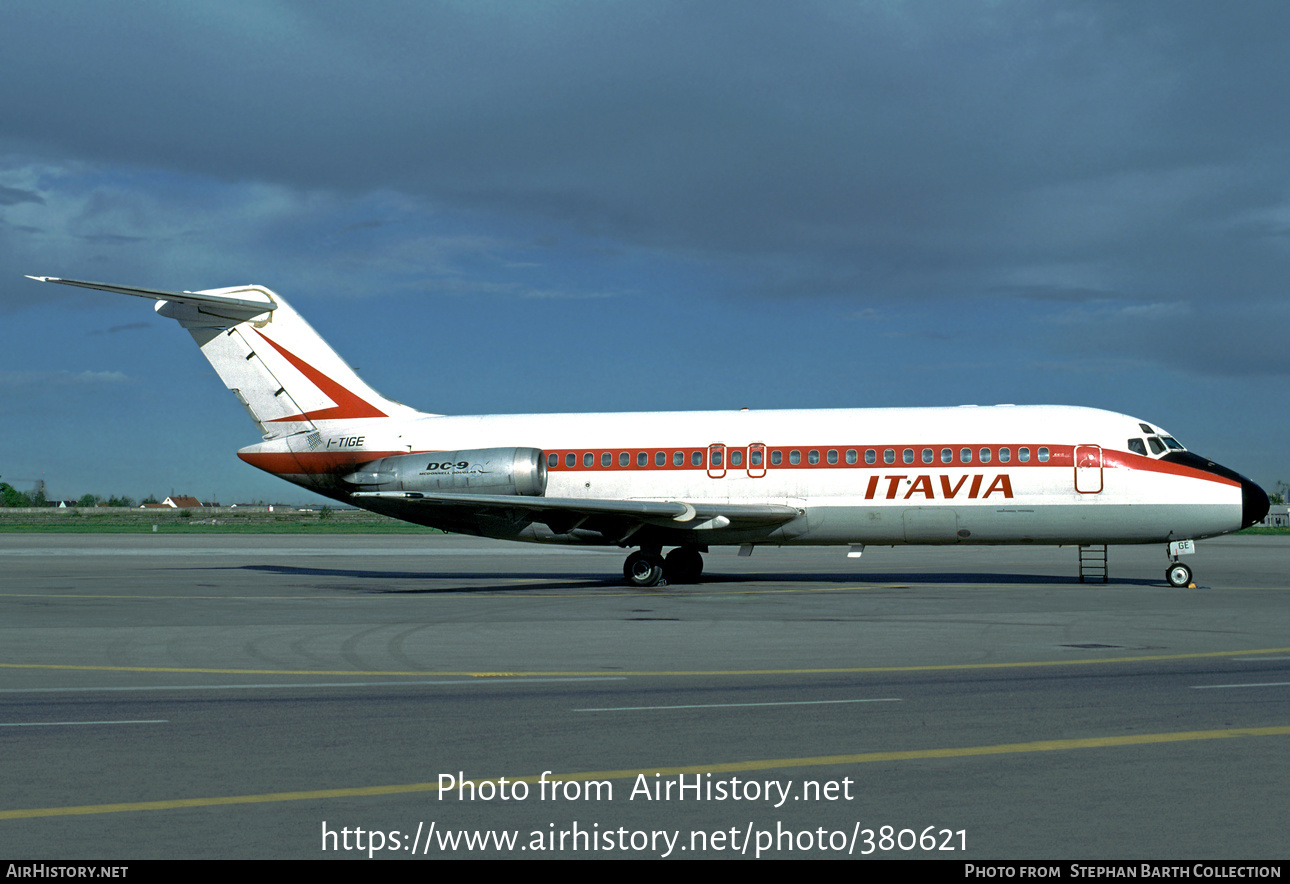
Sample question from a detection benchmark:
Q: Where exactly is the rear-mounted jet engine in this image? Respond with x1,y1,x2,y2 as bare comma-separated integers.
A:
343,447,547,496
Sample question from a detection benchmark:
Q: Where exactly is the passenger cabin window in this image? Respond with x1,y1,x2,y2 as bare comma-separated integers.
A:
866,449,876,464
941,448,952,464
790,450,801,465
750,449,763,466
673,451,684,466
1038,447,1050,462
846,449,857,464
979,448,991,464
582,452,593,467
1018,448,1031,463
730,450,743,466
1148,437,1165,455
827,449,839,464
960,448,972,464
565,453,576,468
620,452,630,467
691,451,702,466
1128,438,1147,456
709,450,722,467
637,452,648,467
921,448,933,464
884,449,895,464
771,450,782,465
601,452,611,467
808,450,820,465
998,448,1011,463
902,449,914,464
548,453,558,468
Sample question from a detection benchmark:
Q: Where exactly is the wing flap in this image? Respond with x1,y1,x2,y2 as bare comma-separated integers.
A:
351,491,800,528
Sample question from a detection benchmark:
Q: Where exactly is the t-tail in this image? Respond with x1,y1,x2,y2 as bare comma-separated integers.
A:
28,277,422,437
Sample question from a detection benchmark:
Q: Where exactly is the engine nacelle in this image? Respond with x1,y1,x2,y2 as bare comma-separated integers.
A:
343,447,547,497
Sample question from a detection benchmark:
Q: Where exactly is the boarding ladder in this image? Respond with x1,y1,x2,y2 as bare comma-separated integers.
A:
1078,545,1108,583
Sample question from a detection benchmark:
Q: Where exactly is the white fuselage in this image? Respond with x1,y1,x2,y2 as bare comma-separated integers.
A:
239,404,1247,547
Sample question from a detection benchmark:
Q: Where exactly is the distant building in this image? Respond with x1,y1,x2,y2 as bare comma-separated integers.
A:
1259,506,1289,528
139,495,213,509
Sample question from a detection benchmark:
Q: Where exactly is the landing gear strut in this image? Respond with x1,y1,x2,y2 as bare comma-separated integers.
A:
622,546,705,587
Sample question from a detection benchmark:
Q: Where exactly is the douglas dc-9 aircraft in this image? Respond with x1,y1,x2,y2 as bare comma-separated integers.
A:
31,276,1269,588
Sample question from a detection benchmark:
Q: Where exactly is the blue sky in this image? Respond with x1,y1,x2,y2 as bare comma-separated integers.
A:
2,1,1287,503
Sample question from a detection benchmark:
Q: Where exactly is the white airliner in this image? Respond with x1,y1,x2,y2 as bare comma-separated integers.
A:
31,277,1269,588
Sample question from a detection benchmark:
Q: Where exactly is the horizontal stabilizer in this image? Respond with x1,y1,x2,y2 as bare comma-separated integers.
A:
27,276,275,324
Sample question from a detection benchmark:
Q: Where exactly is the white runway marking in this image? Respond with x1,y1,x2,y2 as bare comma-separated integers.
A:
1191,682,1290,689
1,720,167,727
574,698,901,712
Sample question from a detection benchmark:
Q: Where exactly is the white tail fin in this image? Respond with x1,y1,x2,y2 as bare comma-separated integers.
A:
29,277,423,437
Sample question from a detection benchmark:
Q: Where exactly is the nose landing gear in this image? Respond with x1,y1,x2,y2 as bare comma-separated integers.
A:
1166,561,1193,588
1165,539,1196,588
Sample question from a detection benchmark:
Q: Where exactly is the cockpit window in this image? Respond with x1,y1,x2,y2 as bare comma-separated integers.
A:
1162,436,1184,451
1139,423,1153,434
1147,436,1165,455
1128,438,1147,456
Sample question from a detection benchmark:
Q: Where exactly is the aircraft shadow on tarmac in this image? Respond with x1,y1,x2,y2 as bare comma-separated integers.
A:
220,563,1166,592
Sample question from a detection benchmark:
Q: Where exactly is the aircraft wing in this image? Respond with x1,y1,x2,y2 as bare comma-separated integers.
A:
351,491,800,530
27,276,275,324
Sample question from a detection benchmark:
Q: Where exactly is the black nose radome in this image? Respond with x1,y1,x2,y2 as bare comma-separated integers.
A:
1242,477,1271,528
1163,452,1269,528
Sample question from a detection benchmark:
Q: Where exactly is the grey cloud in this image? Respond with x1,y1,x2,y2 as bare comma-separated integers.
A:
0,185,44,206
1041,299,1290,377
3,1,1289,377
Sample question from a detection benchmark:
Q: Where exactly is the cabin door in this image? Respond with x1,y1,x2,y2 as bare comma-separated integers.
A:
1074,445,1103,494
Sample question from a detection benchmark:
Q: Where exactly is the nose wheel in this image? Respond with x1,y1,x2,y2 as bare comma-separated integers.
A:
1166,562,1193,588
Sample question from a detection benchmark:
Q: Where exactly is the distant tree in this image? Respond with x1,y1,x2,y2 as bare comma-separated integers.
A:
77,493,101,508
0,483,31,508
141,494,160,505
107,495,136,508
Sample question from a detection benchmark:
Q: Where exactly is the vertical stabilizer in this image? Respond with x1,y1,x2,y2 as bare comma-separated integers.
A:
28,277,423,437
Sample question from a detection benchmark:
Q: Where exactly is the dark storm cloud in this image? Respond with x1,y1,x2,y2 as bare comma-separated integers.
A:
3,2,1288,351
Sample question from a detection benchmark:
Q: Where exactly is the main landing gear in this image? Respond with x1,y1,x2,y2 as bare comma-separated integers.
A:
623,546,704,588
